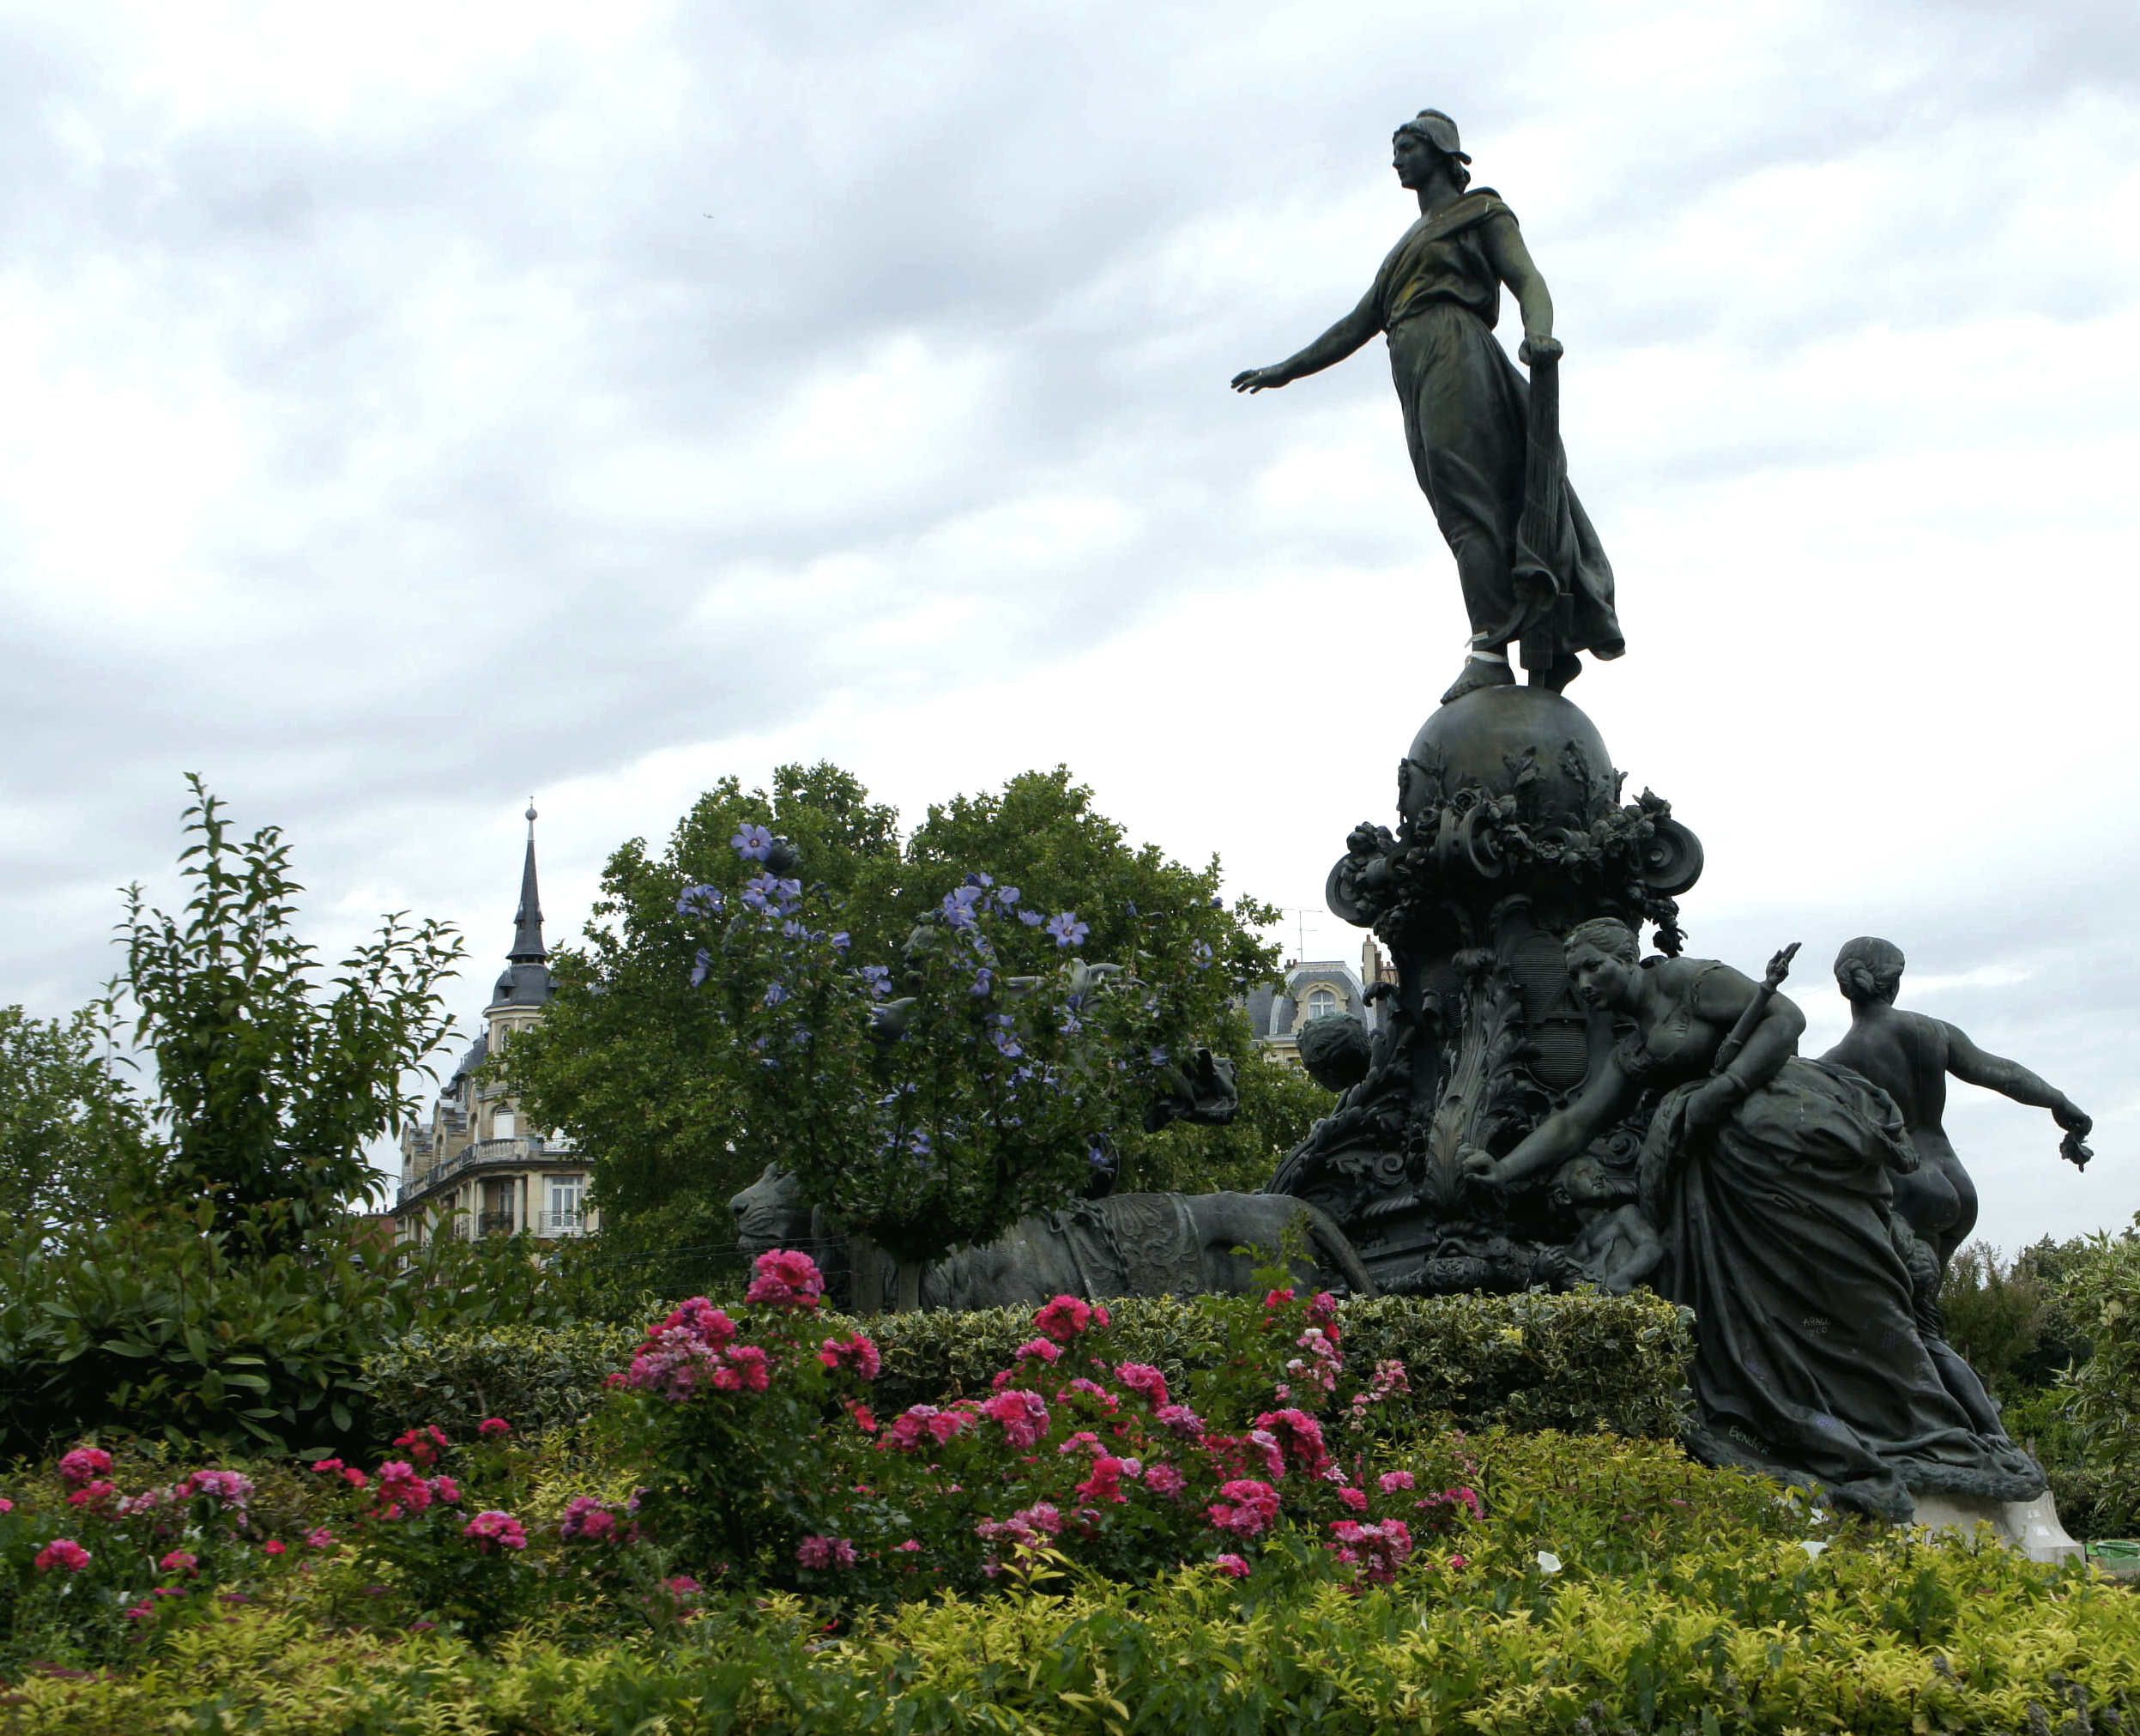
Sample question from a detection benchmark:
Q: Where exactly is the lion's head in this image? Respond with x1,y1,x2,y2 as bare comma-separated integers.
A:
730,1163,812,1256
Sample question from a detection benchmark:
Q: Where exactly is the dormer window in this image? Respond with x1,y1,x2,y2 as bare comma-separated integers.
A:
1307,987,1339,1019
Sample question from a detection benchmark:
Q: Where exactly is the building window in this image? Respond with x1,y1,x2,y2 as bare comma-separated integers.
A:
1307,988,1339,1020
493,1110,517,1140
546,1175,585,1235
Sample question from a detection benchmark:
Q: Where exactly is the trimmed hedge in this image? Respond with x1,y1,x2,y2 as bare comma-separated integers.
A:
364,1288,1690,1442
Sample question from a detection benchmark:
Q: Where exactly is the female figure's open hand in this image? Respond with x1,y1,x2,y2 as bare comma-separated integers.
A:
1230,366,1291,393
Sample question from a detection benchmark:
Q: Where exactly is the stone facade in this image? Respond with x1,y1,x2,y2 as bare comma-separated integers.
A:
393,807,593,1245
1245,935,1394,1068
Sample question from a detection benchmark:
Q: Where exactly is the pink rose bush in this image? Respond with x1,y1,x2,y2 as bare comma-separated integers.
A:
0,1261,1493,1645
608,1260,1483,1600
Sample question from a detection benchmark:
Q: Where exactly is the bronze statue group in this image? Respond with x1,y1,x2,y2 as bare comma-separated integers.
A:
1232,109,2097,1521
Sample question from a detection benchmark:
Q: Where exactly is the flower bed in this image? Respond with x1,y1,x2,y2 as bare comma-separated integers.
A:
8,1251,2133,1731
361,1284,1690,1446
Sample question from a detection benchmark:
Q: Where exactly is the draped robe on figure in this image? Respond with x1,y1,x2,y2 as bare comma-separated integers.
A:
1370,191,1624,662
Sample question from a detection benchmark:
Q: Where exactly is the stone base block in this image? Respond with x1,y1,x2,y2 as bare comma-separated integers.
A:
1908,1490,2083,1565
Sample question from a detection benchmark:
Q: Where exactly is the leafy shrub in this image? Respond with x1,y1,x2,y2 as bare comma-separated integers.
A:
365,1287,1690,1445
2052,1219,2140,1536
6,1481,2137,1733
1942,1236,2095,1398
0,1214,588,1460
364,1323,638,1443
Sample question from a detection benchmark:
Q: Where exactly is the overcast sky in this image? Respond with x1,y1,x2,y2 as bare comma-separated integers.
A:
3,1,2135,1247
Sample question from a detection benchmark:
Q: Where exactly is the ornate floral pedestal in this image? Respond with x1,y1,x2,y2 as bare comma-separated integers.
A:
1272,684,1702,1296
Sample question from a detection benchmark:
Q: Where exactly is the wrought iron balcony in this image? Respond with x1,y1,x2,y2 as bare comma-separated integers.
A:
396,1136,577,1207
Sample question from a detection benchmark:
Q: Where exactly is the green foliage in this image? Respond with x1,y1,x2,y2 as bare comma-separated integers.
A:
1138,1027,1333,1196
1941,1237,2092,1397
685,854,1214,1279
506,764,1285,1239
0,998,154,1238
2053,1217,2140,1534
862,1289,1691,1437
0,1213,587,1459
1935,1229,2140,1539
119,776,464,1241
537,1195,752,1323
361,1288,1690,1446
8,1430,2139,1733
509,763,904,1229
363,1322,638,1442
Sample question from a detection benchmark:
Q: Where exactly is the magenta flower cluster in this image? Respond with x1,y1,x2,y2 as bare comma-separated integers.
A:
608,1253,1483,1594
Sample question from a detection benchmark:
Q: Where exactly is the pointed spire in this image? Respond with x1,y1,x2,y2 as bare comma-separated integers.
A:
509,801,546,964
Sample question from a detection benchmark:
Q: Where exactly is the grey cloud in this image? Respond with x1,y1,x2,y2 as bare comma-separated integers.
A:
2,2,2135,1247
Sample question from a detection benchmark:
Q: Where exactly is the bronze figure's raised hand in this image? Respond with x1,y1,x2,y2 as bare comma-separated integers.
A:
1230,108,1623,705
1228,365,1291,393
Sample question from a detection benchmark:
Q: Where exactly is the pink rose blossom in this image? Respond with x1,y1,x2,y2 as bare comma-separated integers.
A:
375,1461,432,1518
1144,1462,1187,1499
478,1418,512,1439
744,1248,825,1308
178,1469,256,1511
1114,1362,1170,1406
462,1509,528,1552
1206,1479,1281,1539
980,1388,1051,1449
159,1550,199,1575
1075,1455,1132,1506
1378,1470,1417,1494
263,1539,287,1557
57,1447,113,1488
1337,1485,1369,1513
1013,1337,1062,1366
65,1480,116,1509
795,1534,858,1570
305,1527,336,1550
1215,1552,1251,1578
1253,1408,1333,1478
1327,1517,1413,1584
710,1344,772,1394
560,1497,618,1543
428,1475,462,1506
881,1404,972,1453
35,1539,91,1573
1419,1485,1485,1521
392,1425,450,1467
1032,1294,1103,1342
818,1332,882,1381
1155,1403,1205,1439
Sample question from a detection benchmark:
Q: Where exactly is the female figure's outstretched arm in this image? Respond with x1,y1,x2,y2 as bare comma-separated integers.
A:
1230,284,1381,393
1479,1056,1637,1187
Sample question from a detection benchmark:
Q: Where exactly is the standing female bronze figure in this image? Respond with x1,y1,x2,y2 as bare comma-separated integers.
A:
1233,111,1623,705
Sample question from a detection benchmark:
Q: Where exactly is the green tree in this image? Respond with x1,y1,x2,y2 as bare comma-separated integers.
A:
509,764,1298,1235
121,776,466,1243
0,998,154,1237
